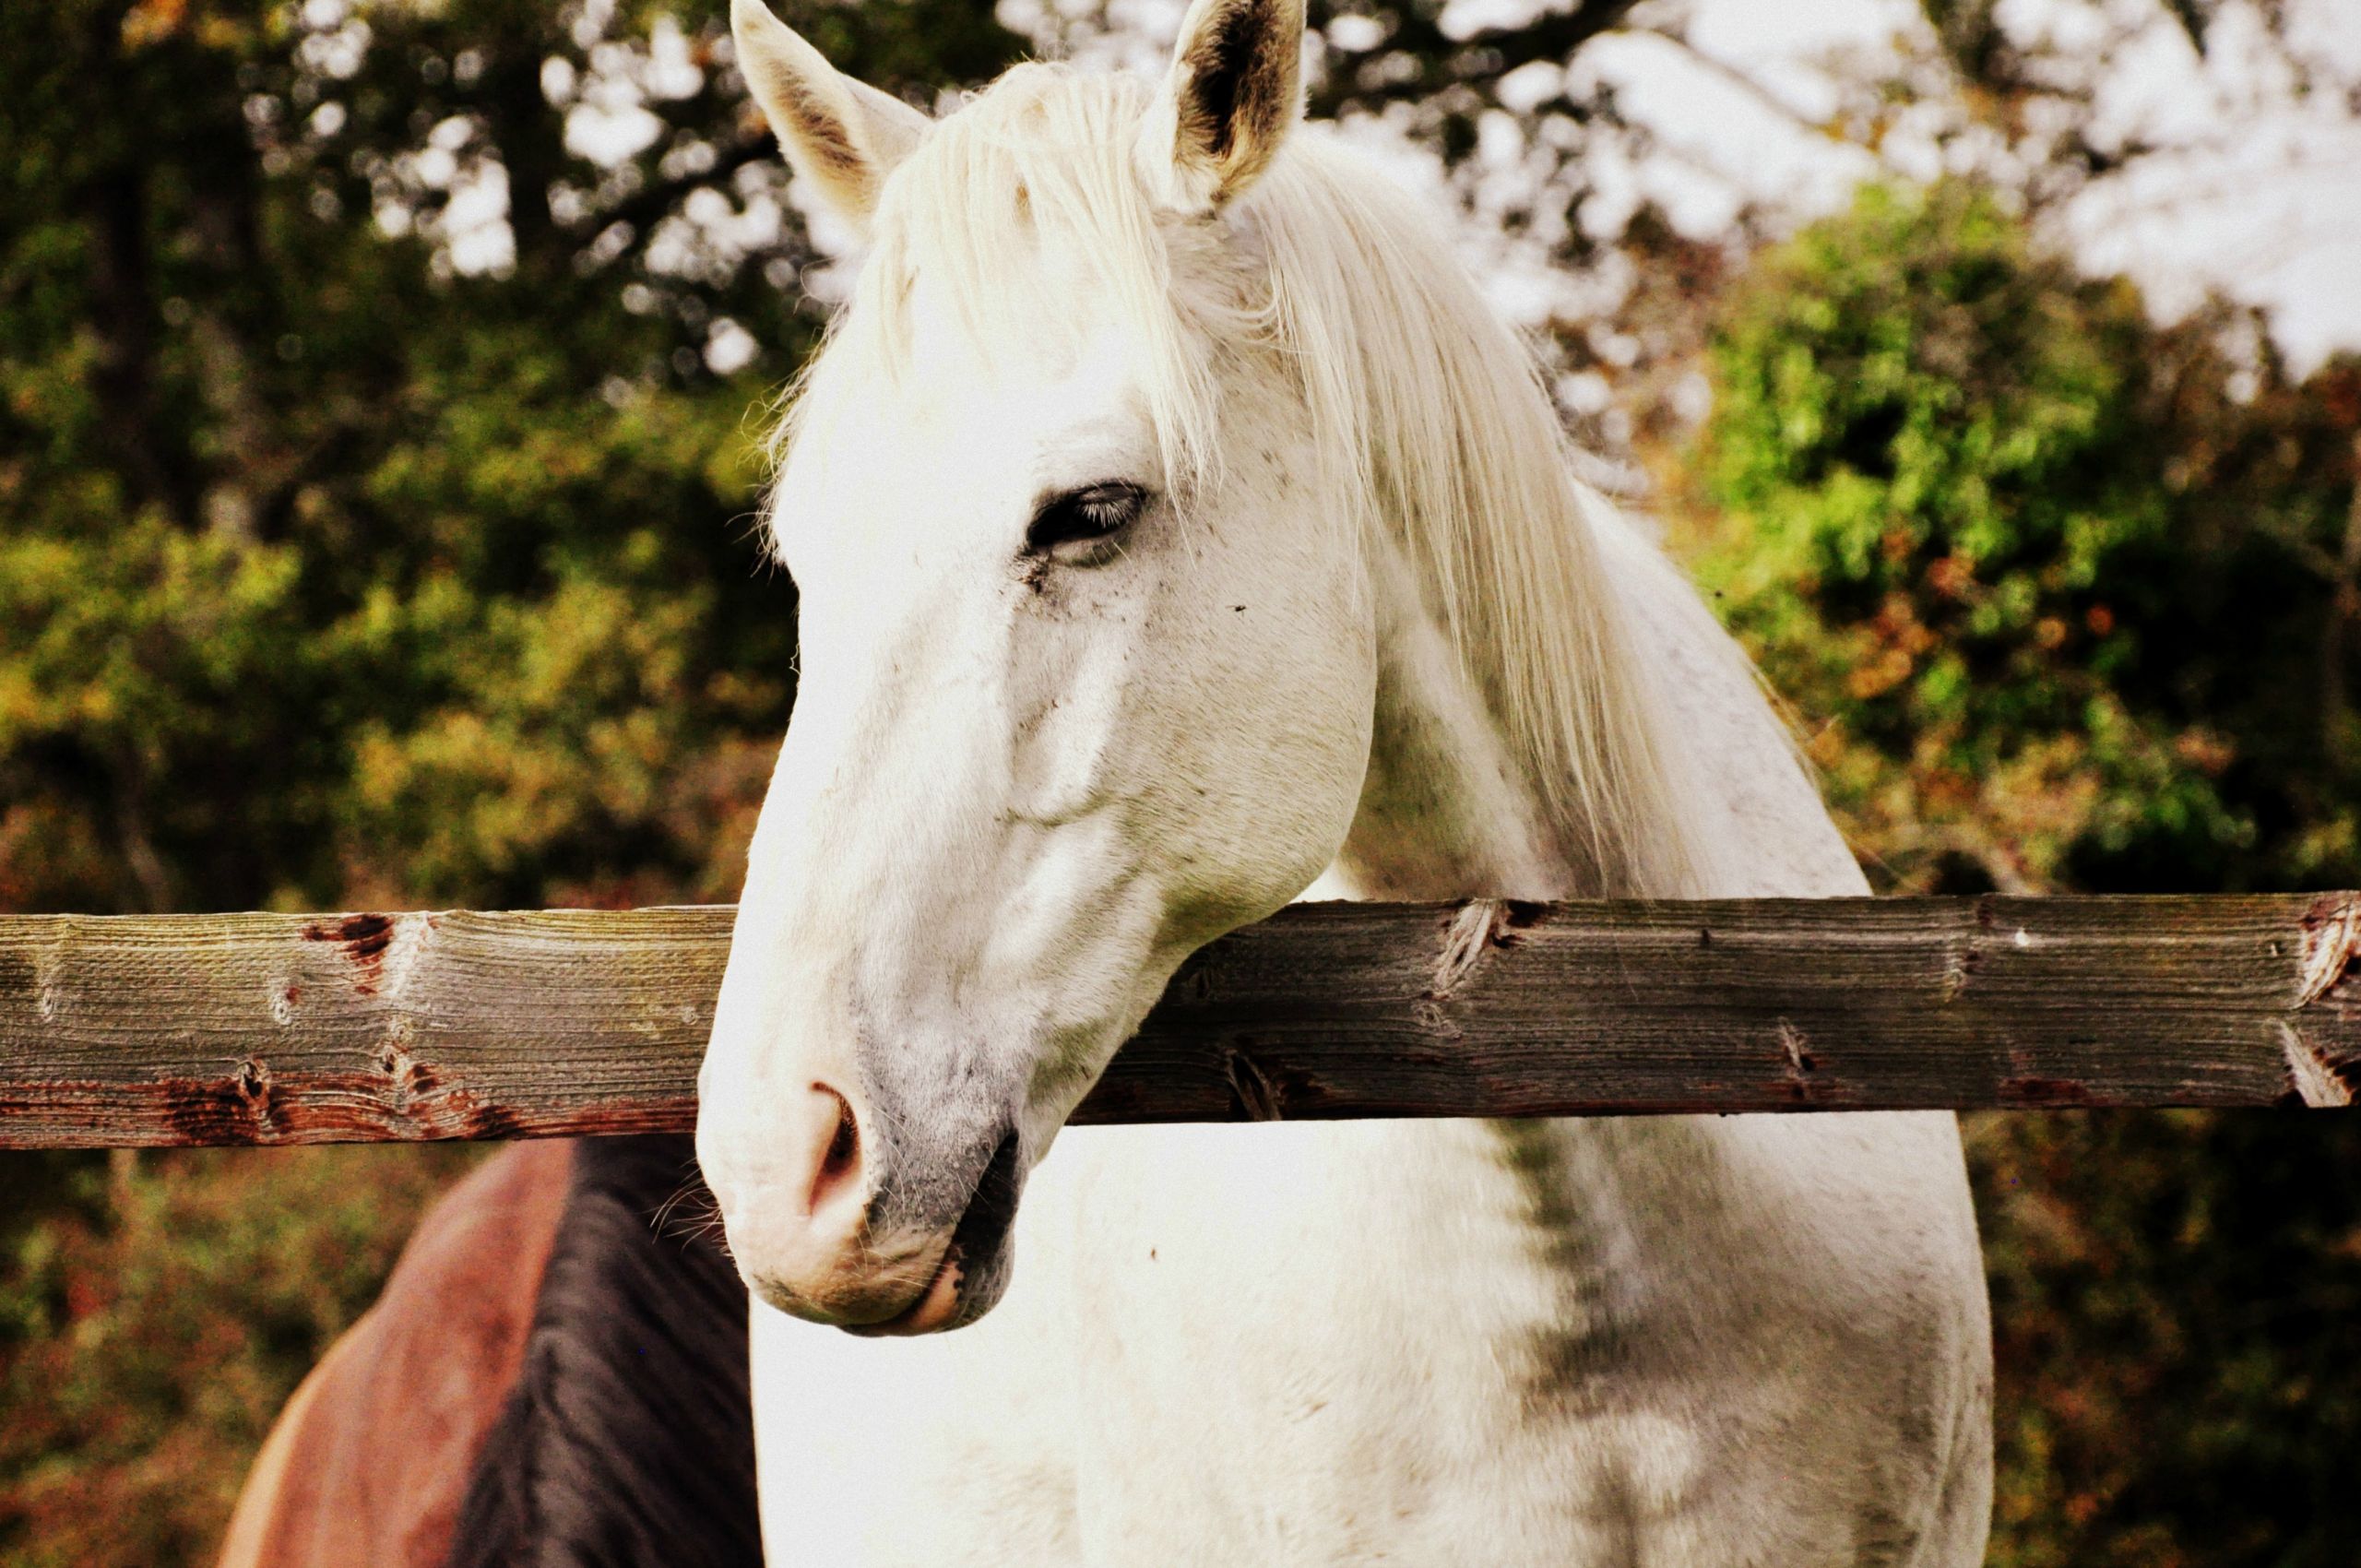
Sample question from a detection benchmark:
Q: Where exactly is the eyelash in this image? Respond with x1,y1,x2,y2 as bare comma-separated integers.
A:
1025,481,1150,557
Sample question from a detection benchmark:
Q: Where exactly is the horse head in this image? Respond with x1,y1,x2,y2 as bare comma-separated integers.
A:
697,0,1380,1334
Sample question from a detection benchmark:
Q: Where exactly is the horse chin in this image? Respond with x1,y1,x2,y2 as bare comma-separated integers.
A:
745,1242,946,1328
838,1229,1016,1337
847,1148,1026,1336
838,1250,966,1336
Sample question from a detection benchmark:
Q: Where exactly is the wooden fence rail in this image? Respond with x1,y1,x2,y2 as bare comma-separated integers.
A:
2,894,2356,1149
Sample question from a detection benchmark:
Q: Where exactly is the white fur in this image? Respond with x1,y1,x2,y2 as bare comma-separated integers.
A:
708,5,1992,1562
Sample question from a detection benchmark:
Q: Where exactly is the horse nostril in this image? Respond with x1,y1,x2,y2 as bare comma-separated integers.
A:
824,1093,858,1176
809,1083,862,1216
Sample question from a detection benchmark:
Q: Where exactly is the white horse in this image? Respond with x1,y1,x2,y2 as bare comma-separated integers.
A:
696,0,1992,1561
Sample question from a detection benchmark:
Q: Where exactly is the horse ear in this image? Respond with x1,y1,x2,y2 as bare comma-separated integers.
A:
732,0,931,232
1137,0,1306,215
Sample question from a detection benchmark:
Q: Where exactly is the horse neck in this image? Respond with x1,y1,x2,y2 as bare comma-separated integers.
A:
1050,469,1874,1408
1311,490,1862,906
1304,523,1576,903
1052,496,1848,1372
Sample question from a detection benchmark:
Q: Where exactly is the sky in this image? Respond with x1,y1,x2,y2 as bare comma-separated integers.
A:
1557,0,2361,372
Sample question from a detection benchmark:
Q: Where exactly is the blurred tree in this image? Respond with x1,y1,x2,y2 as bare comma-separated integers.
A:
1687,179,2361,895
1970,1108,2361,1568
0,0,1026,917
1911,0,2355,208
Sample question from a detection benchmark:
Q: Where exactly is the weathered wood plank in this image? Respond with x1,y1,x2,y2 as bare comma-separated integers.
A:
1,895,2355,1148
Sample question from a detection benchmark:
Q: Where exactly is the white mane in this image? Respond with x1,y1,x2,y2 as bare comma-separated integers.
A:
766,63,1750,898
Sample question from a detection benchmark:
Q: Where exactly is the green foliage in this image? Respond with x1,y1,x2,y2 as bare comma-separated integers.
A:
318,336,789,905
0,1146,483,1568
1696,181,2361,897
1687,179,2361,1568
0,0,1029,914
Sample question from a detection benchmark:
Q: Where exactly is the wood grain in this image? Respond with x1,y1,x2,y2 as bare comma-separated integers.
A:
3,895,2356,1148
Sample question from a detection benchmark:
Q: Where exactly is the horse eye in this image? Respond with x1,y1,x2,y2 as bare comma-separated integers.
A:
1026,481,1149,557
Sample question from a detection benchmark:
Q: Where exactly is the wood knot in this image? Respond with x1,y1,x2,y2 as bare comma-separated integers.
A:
303,911,397,994
1778,1021,1820,1101
2297,895,2361,1008
230,1058,278,1132
1428,899,1514,1002
1223,1047,1283,1122
2277,1023,2355,1109
1941,922,1986,1003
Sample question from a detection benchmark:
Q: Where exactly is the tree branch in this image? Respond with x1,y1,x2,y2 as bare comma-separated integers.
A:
574,131,778,268
1312,0,1650,118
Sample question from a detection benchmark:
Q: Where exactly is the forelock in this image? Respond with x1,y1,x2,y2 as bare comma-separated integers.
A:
773,65,1227,504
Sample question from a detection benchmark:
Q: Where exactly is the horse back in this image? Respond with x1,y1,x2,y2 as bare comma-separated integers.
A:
219,1134,761,1568
218,1139,574,1568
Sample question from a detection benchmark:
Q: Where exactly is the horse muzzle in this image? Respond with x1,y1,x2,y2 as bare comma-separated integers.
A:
701,1084,1026,1335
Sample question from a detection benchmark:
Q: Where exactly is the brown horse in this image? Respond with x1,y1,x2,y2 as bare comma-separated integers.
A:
218,1135,760,1568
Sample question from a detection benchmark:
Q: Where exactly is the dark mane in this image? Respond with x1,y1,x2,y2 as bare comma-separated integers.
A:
444,1134,761,1568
